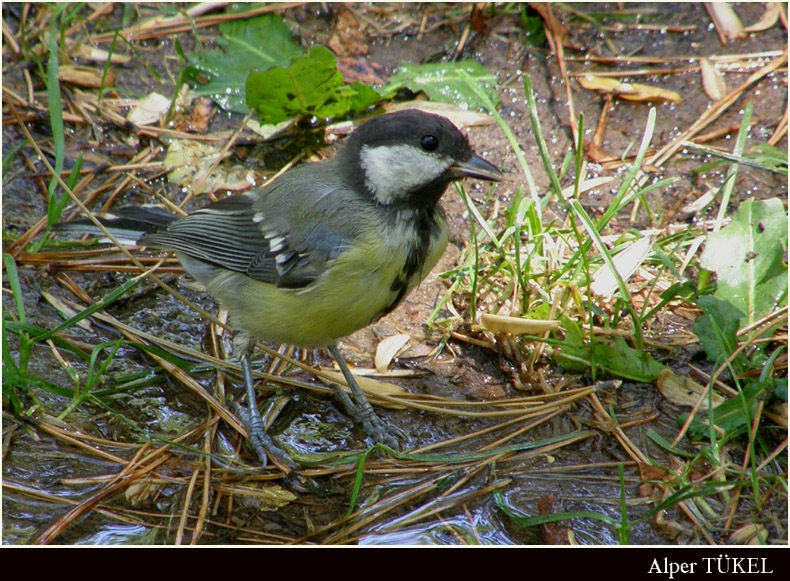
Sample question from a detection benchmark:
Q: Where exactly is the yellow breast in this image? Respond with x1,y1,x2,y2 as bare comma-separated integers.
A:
203,213,450,348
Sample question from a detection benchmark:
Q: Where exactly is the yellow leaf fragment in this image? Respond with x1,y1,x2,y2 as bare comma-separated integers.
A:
374,334,411,374
578,75,681,104
706,2,744,42
165,140,256,195
125,477,161,505
58,65,115,89
728,524,770,545
319,370,407,409
700,58,727,101
742,2,781,33
480,313,560,335
127,92,171,126
656,369,725,409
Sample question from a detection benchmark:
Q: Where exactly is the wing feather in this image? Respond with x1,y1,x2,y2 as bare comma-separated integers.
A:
140,165,360,289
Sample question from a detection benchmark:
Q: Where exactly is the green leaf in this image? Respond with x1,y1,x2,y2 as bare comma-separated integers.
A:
699,198,788,325
554,317,666,382
246,45,356,124
747,143,788,175
381,60,500,111
185,14,304,113
692,296,746,369
519,6,547,47
347,81,383,115
684,382,768,441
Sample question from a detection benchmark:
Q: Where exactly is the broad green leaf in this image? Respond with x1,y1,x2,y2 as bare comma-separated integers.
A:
381,60,499,112
699,198,788,325
347,81,383,115
554,317,666,382
692,296,747,370
246,45,358,124
186,14,304,113
684,381,768,441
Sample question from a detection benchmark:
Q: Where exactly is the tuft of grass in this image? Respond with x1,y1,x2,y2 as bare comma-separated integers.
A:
442,71,787,544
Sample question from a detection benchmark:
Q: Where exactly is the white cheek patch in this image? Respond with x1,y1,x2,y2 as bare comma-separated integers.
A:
360,144,451,204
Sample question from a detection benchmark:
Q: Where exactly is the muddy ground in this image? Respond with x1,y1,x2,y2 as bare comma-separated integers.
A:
2,3,787,545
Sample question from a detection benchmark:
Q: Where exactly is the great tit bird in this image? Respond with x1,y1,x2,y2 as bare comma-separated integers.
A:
62,109,501,467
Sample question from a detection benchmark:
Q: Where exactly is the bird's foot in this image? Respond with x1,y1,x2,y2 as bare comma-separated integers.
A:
337,392,404,450
232,402,298,470
327,344,405,451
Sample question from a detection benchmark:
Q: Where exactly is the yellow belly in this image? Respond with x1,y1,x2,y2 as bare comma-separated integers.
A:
196,218,449,348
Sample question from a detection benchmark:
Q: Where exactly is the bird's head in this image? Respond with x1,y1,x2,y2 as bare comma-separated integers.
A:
337,110,502,209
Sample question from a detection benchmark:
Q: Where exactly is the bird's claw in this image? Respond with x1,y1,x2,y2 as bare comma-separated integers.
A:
232,402,298,470
339,393,404,451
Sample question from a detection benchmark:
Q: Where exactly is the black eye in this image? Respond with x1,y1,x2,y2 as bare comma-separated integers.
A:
420,135,439,152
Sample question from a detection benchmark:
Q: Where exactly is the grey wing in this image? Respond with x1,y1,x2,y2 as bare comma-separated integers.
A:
140,181,353,289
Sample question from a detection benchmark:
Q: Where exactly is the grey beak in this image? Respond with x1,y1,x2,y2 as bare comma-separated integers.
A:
449,153,502,182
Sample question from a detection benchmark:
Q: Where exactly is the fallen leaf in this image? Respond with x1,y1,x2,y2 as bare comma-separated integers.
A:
705,2,743,43
173,98,214,134
728,524,770,545
480,313,560,335
165,140,257,195
327,6,368,57
246,117,297,141
337,57,387,85
742,2,781,33
578,75,681,104
700,58,727,101
125,477,161,505
127,92,171,126
384,101,495,128
318,369,407,409
656,369,725,409
681,186,717,215
471,4,492,36
216,483,298,511
375,334,411,374
58,65,115,89
538,495,574,545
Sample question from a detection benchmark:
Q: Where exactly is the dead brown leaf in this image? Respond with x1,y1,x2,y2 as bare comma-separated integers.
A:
336,57,387,85
538,495,575,545
58,65,115,89
328,6,368,57
173,98,214,134
656,369,725,409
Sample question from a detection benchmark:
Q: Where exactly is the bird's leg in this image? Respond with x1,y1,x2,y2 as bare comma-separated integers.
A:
233,351,298,470
328,344,403,450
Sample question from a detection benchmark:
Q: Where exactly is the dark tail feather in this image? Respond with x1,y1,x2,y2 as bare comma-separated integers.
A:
55,205,177,245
